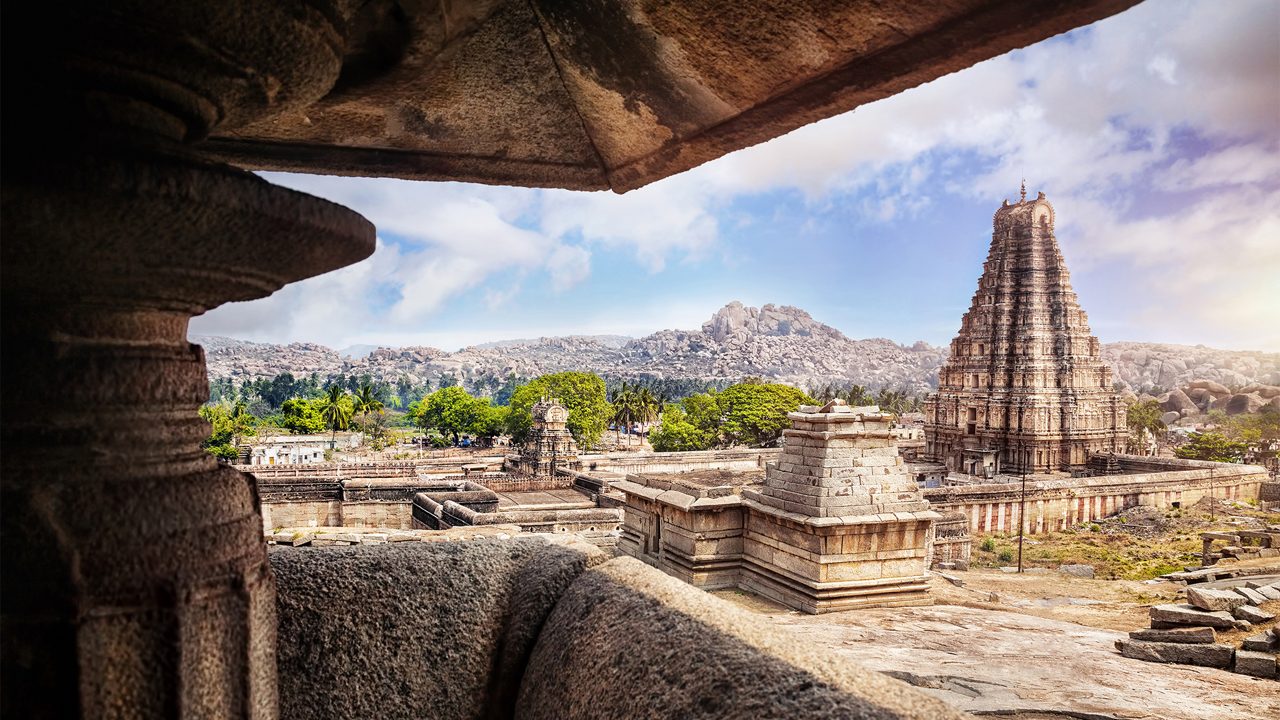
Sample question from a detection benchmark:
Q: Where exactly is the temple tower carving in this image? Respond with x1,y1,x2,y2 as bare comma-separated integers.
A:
511,397,581,478
924,188,1125,476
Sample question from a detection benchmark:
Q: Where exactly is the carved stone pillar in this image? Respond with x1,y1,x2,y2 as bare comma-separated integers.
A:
1,2,372,716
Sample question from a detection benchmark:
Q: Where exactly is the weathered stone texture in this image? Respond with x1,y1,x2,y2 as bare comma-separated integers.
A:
1187,586,1248,612
1232,650,1279,679
1149,604,1237,629
925,190,1126,475
1128,627,1215,644
1115,640,1234,668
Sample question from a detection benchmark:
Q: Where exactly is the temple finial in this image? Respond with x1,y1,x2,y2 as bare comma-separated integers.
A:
1020,178,1026,203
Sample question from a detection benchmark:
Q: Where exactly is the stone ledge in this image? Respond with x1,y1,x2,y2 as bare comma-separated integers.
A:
741,494,941,528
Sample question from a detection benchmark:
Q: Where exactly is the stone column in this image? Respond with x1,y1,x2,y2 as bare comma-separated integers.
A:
1,2,372,716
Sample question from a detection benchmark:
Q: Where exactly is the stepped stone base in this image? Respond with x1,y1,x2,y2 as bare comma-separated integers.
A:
739,502,937,613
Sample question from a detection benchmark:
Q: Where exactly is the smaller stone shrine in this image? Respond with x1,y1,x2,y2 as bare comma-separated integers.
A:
739,400,940,612
506,397,581,479
615,400,941,614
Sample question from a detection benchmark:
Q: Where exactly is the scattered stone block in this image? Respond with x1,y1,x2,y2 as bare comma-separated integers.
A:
1186,586,1246,612
1115,639,1234,668
1059,564,1094,578
1255,584,1280,601
1235,587,1268,605
1128,627,1215,644
1148,604,1237,629
1232,619,1253,632
1242,630,1277,652
1233,650,1278,679
1233,605,1275,624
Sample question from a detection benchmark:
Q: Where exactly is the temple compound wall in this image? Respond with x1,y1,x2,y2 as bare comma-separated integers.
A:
618,401,940,614
924,455,1268,535
925,188,1126,476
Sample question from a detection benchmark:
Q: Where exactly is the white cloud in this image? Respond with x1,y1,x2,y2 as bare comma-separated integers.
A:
193,0,1280,351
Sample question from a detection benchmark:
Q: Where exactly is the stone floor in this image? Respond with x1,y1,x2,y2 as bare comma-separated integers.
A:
495,488,596,511
718,592,1280,719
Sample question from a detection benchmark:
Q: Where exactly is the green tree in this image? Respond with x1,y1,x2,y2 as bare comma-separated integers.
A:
416,386,485,444
280,398,326,434
316,385,354,447
1175,431,1247,463
845,384,873,406
683,392,722,434
1127,399,1165,434
633,387,661,435
473,402,510,445
716,382,813,447
649,404,714,452
198,402,256,460
507,372,611,449
609,382,634,446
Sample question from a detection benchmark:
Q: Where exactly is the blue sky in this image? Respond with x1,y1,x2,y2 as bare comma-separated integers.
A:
191,0,1280,353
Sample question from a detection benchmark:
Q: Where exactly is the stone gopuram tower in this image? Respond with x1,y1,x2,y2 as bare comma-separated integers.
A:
925,185,1125,477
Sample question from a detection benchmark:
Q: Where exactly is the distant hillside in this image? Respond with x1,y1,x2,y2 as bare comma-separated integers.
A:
195,302,1280,396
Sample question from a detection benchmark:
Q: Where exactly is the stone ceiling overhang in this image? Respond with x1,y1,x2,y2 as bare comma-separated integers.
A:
199,0,1140,193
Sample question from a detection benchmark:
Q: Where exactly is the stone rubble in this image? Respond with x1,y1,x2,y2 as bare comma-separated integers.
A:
1120,577,1280,680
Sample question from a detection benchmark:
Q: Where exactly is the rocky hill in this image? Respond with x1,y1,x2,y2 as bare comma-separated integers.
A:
196,302,1280,396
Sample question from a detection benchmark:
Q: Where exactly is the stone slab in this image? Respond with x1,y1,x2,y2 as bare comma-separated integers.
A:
1233,605,1275,624
1115,639,1234,668
1241,631,1277,652
1059,564,1094,579
1235,587,1268,605
1232,650,1278,679
1187,586,1247,612
1128,627,1215,644
1148,604,1236,629
1258,584,1280,601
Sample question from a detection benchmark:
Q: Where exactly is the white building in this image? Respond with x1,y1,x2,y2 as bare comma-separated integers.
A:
242,432,363,466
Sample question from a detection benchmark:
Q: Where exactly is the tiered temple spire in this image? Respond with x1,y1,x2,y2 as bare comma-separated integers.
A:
924,188,1125,476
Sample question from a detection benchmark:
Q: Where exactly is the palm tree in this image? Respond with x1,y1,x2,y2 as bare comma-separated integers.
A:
317,384,353,449
354,382,384,416
845,384,873,406
610,383,635,447
634,387,661,442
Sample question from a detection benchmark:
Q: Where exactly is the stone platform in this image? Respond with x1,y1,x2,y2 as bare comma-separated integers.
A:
739,402,939,612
